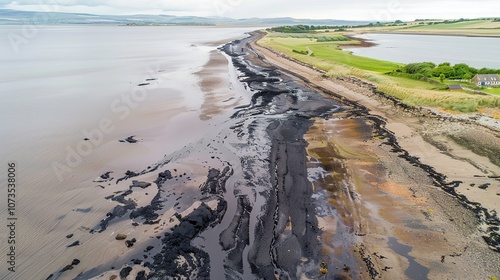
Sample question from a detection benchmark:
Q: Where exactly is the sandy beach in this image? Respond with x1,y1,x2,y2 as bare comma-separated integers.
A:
79,30,499,279
2,26,499,280
250,31,500,278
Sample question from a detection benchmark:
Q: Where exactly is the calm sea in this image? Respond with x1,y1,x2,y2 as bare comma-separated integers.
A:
345,33,500,69
0,25,256,279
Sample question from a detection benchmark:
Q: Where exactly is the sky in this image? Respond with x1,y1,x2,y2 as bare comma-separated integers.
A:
1,0,499,21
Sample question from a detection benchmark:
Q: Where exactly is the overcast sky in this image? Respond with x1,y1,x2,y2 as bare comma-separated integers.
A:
1,0,499,21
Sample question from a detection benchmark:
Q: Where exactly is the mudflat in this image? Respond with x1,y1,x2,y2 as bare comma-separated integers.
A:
250,30,500,279
17,28,498,280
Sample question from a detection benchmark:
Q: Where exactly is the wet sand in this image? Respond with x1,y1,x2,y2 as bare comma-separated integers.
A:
250,31,500,278
42,32,343,279
18,29,499,280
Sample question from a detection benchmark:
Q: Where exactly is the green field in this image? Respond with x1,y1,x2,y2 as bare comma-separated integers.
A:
483,88,500,96
261,36,402,72
349,19,500,37
259,33,500,113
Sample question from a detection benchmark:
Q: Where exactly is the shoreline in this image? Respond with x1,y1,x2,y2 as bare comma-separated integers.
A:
361,30,500,38
251,28,500,227
342,34,378,48
249,30,500,278
26,28,499,280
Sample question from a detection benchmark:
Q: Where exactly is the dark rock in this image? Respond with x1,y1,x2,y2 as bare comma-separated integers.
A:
130,204,160,223
60,259,80,272
67,241,80,247
131,180,151,189
478,183,490,190
116,170,140,184
112,205,131,217
145,246,154,252
200,167,233,196
124,136,138,143
126,170,137,176
66,234,73,239
125,238,137,248
75,207,92,213
100,172,112,180
113,190,133,203
119,267,133,278
149,203,218,279
94,171,114,183
136,270,147,280
154,170,172,185
60,265,73,272
382,266,393,271
173,221,197,239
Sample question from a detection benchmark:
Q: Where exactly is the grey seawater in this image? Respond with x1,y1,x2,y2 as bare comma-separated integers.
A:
0,25,257,279
345,33,500,69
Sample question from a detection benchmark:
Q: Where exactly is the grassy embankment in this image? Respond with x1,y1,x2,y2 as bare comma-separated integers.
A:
259,32,500,113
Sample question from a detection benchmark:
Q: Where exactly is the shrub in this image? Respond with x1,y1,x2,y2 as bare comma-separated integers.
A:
292,49,308,55
405,62,436,75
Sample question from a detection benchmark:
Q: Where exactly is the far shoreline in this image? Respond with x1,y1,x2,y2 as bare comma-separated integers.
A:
340,31,500,52
351,30,500,39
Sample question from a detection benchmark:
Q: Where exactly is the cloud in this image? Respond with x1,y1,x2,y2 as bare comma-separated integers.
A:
223,0,500,20
2,0,215,16
1,0,499,20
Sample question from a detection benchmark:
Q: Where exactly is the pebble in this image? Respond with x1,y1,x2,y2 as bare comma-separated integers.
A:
115,233,127,240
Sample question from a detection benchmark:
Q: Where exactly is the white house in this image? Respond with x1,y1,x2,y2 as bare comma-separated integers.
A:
471,74,500,87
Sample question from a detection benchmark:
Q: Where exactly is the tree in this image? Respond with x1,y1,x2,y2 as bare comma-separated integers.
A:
439,73,446,83
405,62,436,74
453,63,477,79
478,67,498,74
432,65,455,78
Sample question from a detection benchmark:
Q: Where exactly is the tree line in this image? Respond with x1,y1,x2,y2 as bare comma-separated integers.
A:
391,62,500,81
268,25,351,33
269,18,500,33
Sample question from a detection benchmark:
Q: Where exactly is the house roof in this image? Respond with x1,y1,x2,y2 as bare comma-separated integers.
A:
474,74,500,81
448,84,462,90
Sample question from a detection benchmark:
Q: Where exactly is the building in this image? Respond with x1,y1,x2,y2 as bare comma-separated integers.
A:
471,74,500,87
448,84,462,90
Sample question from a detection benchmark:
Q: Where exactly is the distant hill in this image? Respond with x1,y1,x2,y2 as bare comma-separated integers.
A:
0,9,369,26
